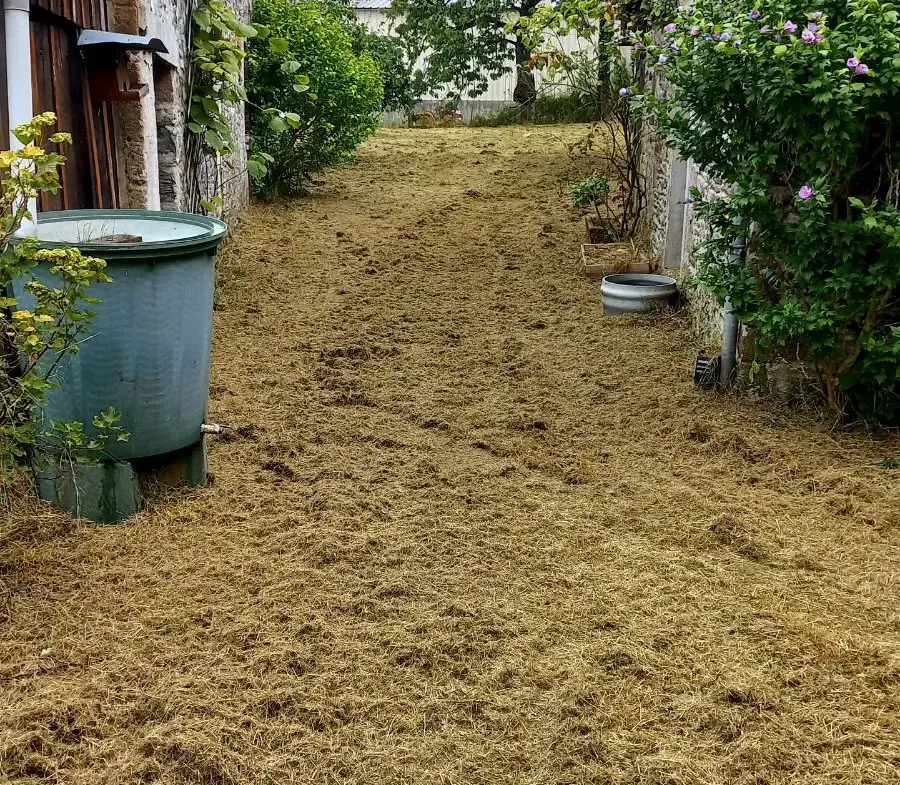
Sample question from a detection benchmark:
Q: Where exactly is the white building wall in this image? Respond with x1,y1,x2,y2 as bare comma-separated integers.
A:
355,9,591,110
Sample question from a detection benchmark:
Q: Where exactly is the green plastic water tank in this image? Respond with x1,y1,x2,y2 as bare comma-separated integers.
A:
14,210,226,460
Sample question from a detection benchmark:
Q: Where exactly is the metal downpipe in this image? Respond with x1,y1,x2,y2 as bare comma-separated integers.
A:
719,230,746,386
5,0,37,233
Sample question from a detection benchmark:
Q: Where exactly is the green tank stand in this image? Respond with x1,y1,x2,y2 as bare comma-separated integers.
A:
35,439,207,524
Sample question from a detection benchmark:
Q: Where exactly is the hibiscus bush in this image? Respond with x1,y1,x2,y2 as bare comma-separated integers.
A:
637,0,900,423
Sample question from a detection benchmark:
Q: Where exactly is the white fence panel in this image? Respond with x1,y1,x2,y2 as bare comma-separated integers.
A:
353,8,597,110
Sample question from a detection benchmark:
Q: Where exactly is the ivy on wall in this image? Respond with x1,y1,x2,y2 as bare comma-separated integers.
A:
188,0,310,212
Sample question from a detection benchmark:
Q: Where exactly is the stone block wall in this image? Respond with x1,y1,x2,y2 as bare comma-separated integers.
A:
641,68,729,348
110,0,250,222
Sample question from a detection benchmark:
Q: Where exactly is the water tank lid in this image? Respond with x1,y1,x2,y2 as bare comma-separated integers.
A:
24,210,227,261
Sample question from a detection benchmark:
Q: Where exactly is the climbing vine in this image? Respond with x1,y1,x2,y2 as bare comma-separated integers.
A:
189,0,310,212
189,0,256,158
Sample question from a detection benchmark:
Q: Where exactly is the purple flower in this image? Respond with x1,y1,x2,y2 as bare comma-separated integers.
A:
690,27,701,36
847,57,860,68
760,24,772,33
749,10,761,20
702,33,713,41
856,63,870,75
811,11,824,20
798,186,814,200
671,43,681,53
720,31,732,41
633,42,643,50
784,20,798,33
618,87,634,98
801,28,817,43
808,22,820,33
658,54,668,65
664,23,677,33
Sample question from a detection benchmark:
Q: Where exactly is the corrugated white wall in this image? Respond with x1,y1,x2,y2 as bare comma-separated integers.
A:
356,8,392,33
356,10,592,105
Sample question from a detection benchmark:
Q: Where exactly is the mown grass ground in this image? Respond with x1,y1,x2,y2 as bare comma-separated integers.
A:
1,125,899,784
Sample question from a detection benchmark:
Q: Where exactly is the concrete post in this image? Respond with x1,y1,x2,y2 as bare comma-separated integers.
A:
663,154,689,270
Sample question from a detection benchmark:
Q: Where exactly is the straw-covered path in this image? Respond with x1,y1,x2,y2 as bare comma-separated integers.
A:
2,126,899,784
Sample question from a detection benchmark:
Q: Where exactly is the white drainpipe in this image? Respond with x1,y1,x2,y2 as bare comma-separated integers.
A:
5,0,37,234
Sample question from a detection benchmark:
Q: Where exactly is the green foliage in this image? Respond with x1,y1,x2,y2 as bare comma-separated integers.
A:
390,0,539,108
467,106,522,127
189,0,257,158
516,2,647,239
357,32,422,115
246,0,384,198
637,1,900,422
467,92,600,127
1,114,126,479
535,91,602,123
569,173,626,241
190,0,310,210
518,0,618,115
570,176,611,214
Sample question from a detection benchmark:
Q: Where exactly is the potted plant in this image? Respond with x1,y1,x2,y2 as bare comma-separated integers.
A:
568,175,652,280
570,175,617,244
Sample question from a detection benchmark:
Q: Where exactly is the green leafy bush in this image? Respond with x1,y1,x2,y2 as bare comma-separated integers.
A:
534,91,601,124
355,31,422,116
467,92,600,127
638,1,900,423
467,106,521,127
1,113,126,480
246,0,384,197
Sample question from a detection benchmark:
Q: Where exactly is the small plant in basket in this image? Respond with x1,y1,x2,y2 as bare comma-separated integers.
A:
569,176,619,242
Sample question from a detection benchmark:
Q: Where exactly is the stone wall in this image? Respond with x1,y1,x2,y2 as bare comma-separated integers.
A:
641,68,728,348
110,0,250,222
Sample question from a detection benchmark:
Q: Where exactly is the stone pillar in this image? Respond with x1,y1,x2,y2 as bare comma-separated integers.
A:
113,52,161,210
663,154,689,270
108,0,161,210
154,62,186,211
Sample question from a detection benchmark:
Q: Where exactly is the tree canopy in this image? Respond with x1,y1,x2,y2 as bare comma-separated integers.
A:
390,0,542,110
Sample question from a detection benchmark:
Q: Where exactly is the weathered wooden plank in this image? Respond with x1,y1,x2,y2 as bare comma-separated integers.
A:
49,24,70,209
99,104,118,207
31,20,64,211
26,2,117,209
80,67,104,207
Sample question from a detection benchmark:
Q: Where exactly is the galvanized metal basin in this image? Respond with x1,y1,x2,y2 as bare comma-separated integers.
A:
600,273,678,316
14,210,226,460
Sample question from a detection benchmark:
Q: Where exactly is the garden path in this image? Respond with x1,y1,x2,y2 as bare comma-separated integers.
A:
2,126,899,784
